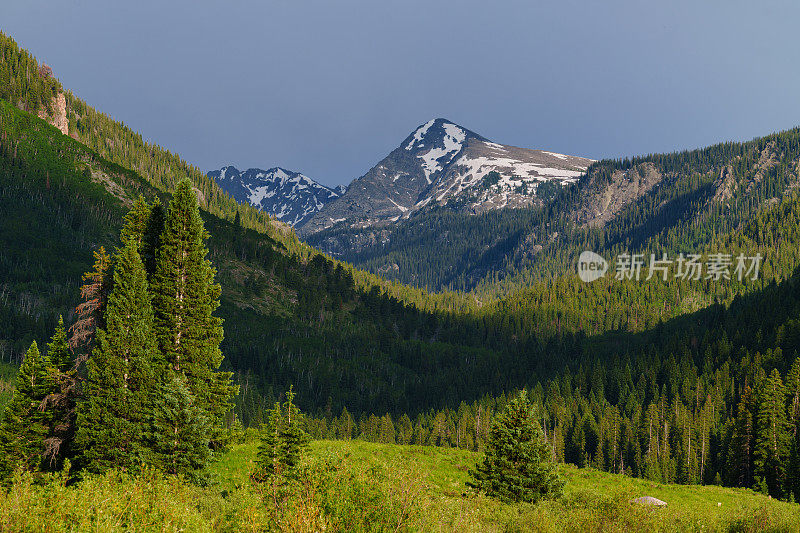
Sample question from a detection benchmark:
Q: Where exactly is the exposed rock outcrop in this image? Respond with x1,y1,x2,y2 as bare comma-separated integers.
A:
37,93,68,136
575,162,663,228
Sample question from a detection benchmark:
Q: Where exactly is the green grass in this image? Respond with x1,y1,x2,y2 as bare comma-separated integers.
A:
210,440,800,532
1,439,797,531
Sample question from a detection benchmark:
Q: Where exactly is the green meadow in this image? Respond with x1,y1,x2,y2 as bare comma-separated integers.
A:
1,438,797,532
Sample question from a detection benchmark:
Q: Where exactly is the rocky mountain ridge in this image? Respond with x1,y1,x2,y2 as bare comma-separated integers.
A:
300,118,593,234
208,166,342,227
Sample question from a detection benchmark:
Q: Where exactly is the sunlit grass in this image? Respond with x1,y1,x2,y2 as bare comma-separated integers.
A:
0,438,797,531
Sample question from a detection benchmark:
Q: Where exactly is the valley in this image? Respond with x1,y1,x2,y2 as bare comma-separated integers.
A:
2,22,800,531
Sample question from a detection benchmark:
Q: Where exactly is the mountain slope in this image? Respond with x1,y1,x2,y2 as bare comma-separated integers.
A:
0,98,497,421
305,127,800,293
208,166,341,226
300,118,592,234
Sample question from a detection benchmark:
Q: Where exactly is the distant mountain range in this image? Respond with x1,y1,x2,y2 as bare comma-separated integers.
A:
209,118,592,231
207,166,345,227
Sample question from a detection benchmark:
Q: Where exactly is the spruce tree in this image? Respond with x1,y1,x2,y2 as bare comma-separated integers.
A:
120,195,152,251
788,419,800,502
252,402,282,483
277,387,310,478
0,342,49,479
143,200,165,277
120,195,163,277
727,391,755,488
40,317,75,471
150,179,236,437
142,377,211,480
468,391,564,504
74,240,157,473
754,369,792,498
787,358,800,430
252,387,310,483
46,316,71,373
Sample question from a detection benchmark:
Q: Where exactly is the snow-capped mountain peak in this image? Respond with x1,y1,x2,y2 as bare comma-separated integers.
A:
208,166,341,227
300,118,593,234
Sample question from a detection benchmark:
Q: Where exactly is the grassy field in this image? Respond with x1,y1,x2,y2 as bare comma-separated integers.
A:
1,439,798,532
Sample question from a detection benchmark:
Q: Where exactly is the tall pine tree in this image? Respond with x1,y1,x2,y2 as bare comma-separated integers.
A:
754,369,792,498
40,317,75,471
75,240,157,473
0,342,49,479
151,179,236,440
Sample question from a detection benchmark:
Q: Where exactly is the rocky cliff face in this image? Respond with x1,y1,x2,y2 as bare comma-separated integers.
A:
38,93,68,135
574,162,664,228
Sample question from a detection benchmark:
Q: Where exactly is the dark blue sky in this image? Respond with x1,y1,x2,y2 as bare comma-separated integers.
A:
4,1,800,187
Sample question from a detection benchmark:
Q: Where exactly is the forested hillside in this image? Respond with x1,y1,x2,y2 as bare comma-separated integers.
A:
0,96,500,423
308,256,800,498
0,34,61,115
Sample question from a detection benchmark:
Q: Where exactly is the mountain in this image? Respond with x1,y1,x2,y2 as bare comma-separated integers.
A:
299,118,593,234
208,166,342,227
305,125,800,293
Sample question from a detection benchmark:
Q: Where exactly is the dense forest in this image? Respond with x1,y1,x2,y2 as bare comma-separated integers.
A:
308,261,800,499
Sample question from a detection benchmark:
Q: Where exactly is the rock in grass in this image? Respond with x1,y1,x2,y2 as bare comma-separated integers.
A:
630,496,667,507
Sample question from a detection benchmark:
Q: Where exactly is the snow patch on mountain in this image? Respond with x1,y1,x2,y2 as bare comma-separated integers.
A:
405,119,436,150
418,123,467,181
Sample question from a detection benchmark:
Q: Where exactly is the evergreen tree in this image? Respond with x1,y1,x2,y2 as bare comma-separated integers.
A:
75,241,157,473
46,316,71,372
151,179,236,438
143,200,165,277
0,342,49,479
337,407,354,440
277,387,309,478
788,419,800,502
754,369,792,498
68,247,111,354
252,387,310,483
252,403,282,483
120,195,152,251
40,317,75,471
786,358,800,430
120,195,163,277
468,391,564,504
142,377,211,480
727,389,755,487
